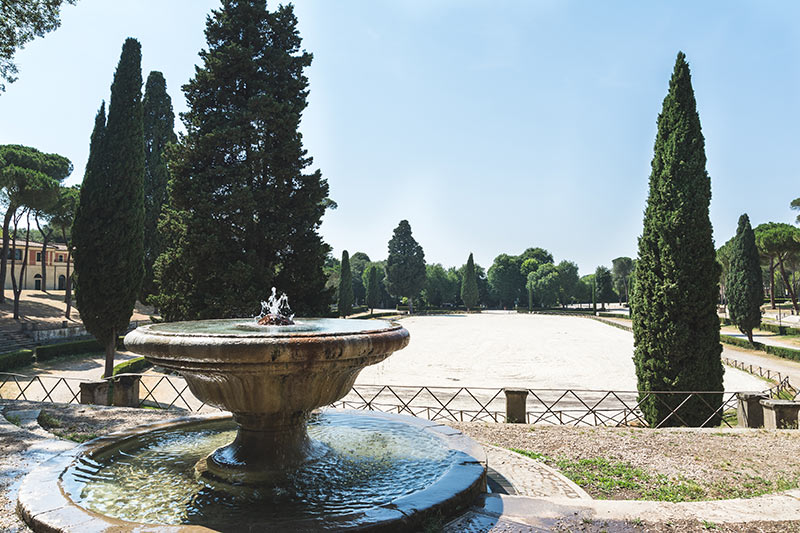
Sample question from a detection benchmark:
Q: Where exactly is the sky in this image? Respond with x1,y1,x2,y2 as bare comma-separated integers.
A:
1,1,798,276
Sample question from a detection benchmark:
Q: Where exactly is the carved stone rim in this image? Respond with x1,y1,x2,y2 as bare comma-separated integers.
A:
17,409,487,532
132,318,404,339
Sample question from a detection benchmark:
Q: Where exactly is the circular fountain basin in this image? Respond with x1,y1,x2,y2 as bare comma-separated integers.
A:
123,318,409,416
18,410,487,532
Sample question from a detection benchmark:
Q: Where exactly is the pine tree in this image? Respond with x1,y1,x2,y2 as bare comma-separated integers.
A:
155,2,332,320
461,252,479,312
365,265,379,315
594,266,614,311
632,52,723,427
141,71,176,306
728,214,763,343
338,250,353,317
73,38,145,379
386,220,426,314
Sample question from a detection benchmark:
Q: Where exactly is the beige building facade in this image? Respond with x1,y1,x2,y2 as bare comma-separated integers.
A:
3,240,72,291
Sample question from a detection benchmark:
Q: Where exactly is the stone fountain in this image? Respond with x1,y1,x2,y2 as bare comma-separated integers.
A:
124,290,411,484
17,291,487,531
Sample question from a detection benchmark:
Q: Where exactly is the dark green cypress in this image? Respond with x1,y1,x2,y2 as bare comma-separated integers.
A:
365,265,379,314
338,250,353,317
155,1,332,320
141,71,176,306
633,52,723,427
728,214,763,343
73,38,145,379
461,252,479,311
386,220,426,314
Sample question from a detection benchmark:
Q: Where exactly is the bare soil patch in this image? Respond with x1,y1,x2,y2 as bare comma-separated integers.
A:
0,290,154,330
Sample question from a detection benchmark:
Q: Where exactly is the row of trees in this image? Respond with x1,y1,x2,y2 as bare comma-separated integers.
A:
718,220,800,314
329,226,641,315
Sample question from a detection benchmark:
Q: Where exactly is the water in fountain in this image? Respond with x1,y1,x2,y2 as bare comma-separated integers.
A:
255,287,295,326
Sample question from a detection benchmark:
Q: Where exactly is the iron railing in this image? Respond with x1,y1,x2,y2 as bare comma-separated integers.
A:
1,371,792,428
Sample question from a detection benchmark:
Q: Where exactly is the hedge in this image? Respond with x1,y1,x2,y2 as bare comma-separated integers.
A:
719,334,800,362
112,356,152,376
759,323,800,336
0,349,34,372
36,336,126,361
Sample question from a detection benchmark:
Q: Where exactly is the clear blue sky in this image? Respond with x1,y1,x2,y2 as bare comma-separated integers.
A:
1,1,798,275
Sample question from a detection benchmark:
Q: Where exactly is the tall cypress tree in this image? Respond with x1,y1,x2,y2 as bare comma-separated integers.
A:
386,220,426,314
365,265,379,314
461,252,479,312
633,52,723,427
338,250,353,317
73,38,145,379
141,71,176,306
728,214,762,343
155,1,332,320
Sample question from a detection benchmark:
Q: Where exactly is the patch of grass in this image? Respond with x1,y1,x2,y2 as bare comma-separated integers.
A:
708,474,800,499
702,520,718,530
55,431,98,443
6,414,21,426
511,449,706,502
37,411,62,429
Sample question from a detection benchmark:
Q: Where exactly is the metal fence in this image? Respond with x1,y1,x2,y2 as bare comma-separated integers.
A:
1,370,793,428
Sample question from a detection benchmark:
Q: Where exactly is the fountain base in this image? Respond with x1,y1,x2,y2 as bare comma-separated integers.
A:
196,413,314,485
20,411,487,532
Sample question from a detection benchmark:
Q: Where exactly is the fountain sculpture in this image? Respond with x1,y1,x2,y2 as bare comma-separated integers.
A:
17,291,487,531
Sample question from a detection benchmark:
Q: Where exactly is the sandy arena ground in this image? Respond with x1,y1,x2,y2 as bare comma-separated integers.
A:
356,312,766,392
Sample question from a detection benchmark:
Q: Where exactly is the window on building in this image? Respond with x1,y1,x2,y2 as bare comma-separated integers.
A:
57,254,64,262
36,252,42,262
6,249,22,260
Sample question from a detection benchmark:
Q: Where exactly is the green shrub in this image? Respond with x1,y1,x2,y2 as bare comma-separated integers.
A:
765,344,800,361
112,356,151,376
36,336,125,361
719,334,800,361
758,323,800,336
0,349,34,372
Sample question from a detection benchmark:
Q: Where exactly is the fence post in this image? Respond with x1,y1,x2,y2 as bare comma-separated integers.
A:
79,381,111,406
112,375,140,407
504,388,528,423
737,391,767,428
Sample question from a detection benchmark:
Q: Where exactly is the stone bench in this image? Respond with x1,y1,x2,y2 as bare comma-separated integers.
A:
760,399,800,429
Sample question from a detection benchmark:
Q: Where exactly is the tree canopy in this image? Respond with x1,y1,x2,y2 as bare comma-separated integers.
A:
632,52,723,427
141,71,176,306
155,1,332,320
460,252,479,311
727,214,762,343
73,38,145,378
385,220,426,312
0,0,77,92
0,144,72,303
338,250,353,317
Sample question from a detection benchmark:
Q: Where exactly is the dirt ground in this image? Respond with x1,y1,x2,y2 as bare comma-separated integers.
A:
451,421,800,502
0,289,154,330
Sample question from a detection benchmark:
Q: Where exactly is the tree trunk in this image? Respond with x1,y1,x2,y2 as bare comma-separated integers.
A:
62,228,73,318
104,328,116,379
0,206,16,304
769,257,776,309
777,257,799,313
35,214,51,291
11,211,31,320
746,329,754,344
